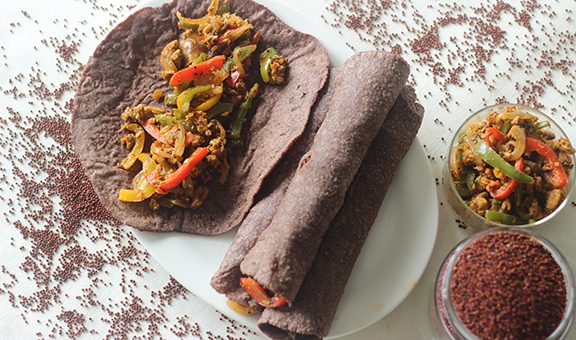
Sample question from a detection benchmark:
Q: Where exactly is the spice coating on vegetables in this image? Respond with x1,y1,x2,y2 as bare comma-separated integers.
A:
450,105,575,224
117,0,287,209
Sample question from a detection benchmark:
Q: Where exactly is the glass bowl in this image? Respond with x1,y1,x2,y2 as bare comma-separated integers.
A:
433,227,575,339
444,103,576,231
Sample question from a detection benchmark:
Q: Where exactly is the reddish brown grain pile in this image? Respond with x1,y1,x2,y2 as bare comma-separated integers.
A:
450,231,567,339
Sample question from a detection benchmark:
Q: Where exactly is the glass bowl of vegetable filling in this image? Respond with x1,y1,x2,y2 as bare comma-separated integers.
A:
444,103,576,230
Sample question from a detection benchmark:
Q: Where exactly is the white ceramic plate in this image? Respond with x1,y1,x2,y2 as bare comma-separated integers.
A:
132,0,439,338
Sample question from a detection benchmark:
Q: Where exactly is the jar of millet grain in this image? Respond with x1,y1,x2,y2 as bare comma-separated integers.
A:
433,228,574,339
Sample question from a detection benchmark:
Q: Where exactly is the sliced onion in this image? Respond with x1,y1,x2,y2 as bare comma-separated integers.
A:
450,144,464,178
505,125,526,161
173,124,186,157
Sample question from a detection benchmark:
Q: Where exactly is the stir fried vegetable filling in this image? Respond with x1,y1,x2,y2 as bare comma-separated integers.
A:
239,277,287,308
450,105,575,224
117,0,288,209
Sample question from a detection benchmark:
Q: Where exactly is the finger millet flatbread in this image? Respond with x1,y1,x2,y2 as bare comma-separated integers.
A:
71,0,329,235
239,51,410,303
210,69,338,308
258,86,424,339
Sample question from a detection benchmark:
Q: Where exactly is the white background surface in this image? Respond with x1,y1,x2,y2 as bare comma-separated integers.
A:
0,0,575,339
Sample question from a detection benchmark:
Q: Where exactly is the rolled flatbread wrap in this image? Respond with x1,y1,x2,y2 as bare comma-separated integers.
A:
210,69,339,308
258,86,424,339
71,0,329,235
240,51,410,303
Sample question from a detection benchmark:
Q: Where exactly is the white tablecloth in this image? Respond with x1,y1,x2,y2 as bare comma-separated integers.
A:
1,0,575,338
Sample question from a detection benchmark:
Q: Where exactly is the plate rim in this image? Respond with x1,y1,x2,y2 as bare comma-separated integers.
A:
327,140,438,338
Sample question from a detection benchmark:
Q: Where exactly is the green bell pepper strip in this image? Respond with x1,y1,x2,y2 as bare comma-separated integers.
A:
174,81,191,95
172,109,187,120
164,93,178,106
230,83,259,143
164,81,192,107
485,210,527,225
207,102,234,120
473,139,534,183
500,120,512,134
233,45,257,76
177,85,213,111
466,172,476,191
237,45,257,61
260,47,278,83
224,45,257,72
154,114,175,126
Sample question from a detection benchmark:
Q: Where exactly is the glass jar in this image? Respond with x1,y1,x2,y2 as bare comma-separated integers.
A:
433,227,574,339
443,103,575,231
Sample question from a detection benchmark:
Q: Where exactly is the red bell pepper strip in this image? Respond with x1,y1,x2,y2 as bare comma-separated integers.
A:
157,147,209,191
490,158,524,200
484,127,507,147
239,277,287,308
170,55,225,87
142,119,165,143
525,137,569,188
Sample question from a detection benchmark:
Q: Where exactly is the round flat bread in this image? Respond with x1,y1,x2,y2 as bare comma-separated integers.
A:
71,0,329,235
